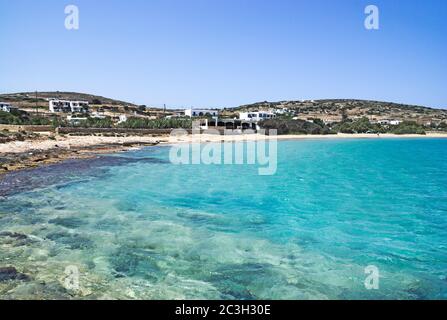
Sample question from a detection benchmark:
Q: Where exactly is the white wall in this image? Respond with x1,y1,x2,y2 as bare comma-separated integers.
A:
239,112,276,121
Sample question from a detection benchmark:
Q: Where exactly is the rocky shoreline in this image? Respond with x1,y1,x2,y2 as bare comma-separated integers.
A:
0,136,162,175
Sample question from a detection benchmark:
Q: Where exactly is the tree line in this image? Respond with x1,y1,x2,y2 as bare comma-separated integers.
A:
260,117,431,135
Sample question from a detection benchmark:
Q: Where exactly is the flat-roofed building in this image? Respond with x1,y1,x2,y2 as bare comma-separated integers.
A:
49,100,89,113
239,111,276,121
185,108,219,117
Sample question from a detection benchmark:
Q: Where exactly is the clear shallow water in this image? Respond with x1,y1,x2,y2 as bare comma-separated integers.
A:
1,139,446,299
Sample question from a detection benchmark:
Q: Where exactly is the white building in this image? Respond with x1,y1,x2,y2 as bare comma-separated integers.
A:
273,108,290,115
91,112,107,119
67,115,88,125
118,114,128,123
49,100,89,113
377,119,402,126
239,111,276,121
70,101,89,113
49,100,70,112
0,102,17,113
184,108,219,117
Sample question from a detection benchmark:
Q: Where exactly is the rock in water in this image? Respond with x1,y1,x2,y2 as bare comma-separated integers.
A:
0,231,28,240
0,266,30,281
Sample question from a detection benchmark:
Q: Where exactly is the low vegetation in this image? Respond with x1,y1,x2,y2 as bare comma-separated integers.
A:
117,118,193,129
333,117,426,135
0,130,40,144
55,117,114,128
239,99,447,123
332,117,385,134
260,117,428,135
431,122,447,131
0,111,51,126
260,119,333,135
390,121,426,135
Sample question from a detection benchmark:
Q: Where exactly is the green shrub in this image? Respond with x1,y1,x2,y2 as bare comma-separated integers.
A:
332,117,385,134
118,118,192,129
260,119,332,135
0,111,22,125
391,121,426,135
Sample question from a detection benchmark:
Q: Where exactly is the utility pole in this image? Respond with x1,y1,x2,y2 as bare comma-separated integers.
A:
35,90,38,115
164,104,166,115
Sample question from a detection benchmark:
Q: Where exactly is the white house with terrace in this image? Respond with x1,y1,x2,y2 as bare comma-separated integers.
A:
239,111,276,121
49,100,89,113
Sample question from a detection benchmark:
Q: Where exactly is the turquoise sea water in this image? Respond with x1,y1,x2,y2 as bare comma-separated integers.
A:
0,138,446,299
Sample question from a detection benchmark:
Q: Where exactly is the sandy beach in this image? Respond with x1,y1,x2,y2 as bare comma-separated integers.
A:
2,132,447,154
169,132,447,144
1,132,446,154
1,132,447,174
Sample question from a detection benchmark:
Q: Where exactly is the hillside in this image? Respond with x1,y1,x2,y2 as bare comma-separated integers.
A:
0,91,137,107
234,99,447,125
2,92,447,126
0,91,171,120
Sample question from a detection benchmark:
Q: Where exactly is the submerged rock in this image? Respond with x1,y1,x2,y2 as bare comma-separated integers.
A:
0,155,169,197
0,267,30,282
48,217,85,229
2,281,71,300
0,231,28,240
0,231,34,246
205,263,283,300
109,247,162,281
46,231,95,250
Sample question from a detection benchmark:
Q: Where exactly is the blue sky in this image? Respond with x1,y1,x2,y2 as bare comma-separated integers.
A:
1,0,446,108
